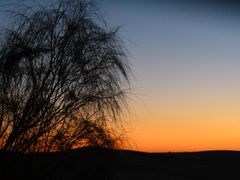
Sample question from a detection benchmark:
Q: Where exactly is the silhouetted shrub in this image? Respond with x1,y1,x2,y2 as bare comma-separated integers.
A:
0,0,130,153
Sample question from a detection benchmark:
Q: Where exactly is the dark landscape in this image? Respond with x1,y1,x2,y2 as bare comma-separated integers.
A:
1,147,240,180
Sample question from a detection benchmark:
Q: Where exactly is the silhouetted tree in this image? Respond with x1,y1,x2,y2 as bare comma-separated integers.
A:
0,0,130,153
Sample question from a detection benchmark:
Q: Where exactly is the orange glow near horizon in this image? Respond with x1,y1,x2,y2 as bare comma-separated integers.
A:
126,91,240,152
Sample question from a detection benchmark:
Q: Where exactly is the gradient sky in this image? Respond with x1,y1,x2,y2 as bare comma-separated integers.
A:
1,0,240,152
99,0,240,152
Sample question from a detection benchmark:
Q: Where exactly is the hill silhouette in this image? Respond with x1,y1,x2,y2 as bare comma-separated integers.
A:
1,147,240,180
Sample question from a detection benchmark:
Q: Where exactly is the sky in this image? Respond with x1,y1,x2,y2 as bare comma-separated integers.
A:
99,0,240,152
1,0,240,152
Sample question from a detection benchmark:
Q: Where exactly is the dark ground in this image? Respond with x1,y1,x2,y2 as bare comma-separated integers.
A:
1,147,240,180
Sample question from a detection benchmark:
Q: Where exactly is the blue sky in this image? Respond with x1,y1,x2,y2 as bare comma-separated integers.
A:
99,0,240,105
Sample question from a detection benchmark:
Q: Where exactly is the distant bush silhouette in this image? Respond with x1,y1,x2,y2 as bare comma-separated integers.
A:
0,0,130,153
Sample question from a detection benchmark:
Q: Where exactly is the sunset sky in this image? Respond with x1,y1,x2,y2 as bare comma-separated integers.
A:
1,0,240,152
100,0,240,152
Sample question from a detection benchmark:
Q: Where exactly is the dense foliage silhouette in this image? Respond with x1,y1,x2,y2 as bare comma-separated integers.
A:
0,0,130,153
